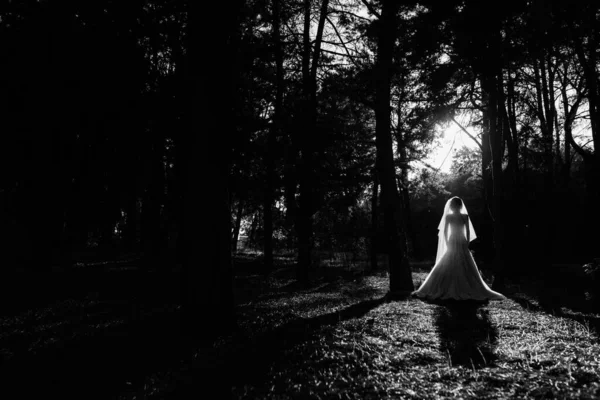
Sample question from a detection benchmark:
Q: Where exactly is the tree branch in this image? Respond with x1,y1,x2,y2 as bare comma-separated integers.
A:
359,0,381,19
283,20,303,51
320,47,365,61
330,8,371,22
325,16,361,68
451,116,482,150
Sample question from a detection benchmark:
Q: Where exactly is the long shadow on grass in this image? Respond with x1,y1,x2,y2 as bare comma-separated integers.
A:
231,293,402,388
434,301,499,368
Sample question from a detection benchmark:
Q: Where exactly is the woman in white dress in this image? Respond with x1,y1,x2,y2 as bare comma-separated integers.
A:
413,196,505,301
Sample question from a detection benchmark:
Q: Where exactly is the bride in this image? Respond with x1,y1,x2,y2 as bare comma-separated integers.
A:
413,196,506,301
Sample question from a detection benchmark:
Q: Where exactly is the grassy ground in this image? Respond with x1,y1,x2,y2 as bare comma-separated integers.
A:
225,264,600,399
1,255,600,399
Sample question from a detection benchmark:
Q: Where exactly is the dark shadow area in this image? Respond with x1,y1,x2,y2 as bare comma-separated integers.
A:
234,260,381,305
0,261,395,399
505,263,600,339
229,293,398,389
434,301,499,368
509,293,544,312
0,268,199,400
510,293,600,340
504,263,596,316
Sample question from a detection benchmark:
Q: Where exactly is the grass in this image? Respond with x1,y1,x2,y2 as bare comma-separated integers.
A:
2,255,600,399
225,268,600,399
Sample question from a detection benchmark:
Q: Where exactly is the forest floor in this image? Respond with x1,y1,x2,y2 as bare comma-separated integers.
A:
1,254,600,399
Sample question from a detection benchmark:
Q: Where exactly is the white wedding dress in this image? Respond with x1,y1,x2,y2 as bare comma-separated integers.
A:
413,198,505,301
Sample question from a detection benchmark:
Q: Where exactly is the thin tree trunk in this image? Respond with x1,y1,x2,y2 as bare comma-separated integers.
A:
574,32,600,147
400,181,415,258
539,55,554,184
503,70,519,190
370,168,379,271
232,200,244,252
249,210,259,248
559,76,581,188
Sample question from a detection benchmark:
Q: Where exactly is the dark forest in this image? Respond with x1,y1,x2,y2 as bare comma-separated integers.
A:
1,0,600,398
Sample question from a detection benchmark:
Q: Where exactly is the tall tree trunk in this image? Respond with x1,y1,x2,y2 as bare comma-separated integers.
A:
296,0,329,286
498,69,519,277
533,51,557,269
481,61,505,290
489,73,505,290
263,0,285,274
375,0,413,293
296,0,314,286
573,31,600,257
480,81,494,263
19,2,73,272
182,0,241,339
505,68,527,273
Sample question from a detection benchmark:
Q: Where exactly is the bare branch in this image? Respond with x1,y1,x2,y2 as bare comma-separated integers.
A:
325,16,362,68
283,20,303,51
359,0,381,19
321,47,365,60
329,8,371,22
451,116,483,150
310,0,330,83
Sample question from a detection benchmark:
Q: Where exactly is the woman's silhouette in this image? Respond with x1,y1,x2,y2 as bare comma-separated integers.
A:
413,196,505,301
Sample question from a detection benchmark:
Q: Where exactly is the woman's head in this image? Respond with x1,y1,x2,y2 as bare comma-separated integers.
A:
449,197,463,212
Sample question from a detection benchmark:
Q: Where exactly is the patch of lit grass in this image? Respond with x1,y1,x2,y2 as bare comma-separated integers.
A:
229,274,600,399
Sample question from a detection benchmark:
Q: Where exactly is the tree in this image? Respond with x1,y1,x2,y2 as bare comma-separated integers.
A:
295,0,330,285
568,1,600,256
181,0,243,337
374,0,413,293
262,0,286,273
